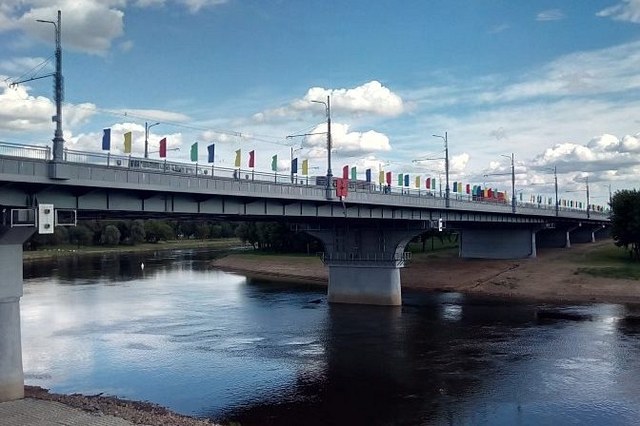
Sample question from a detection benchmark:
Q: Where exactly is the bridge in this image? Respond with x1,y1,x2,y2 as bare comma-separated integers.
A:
0,142,609,401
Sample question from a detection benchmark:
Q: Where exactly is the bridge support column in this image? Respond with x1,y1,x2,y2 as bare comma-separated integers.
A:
570,225,598,244
306,224,425,306
459,227,537,259
0,227,34,402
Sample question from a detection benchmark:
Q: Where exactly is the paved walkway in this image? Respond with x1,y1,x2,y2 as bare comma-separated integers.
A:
0,398,135,426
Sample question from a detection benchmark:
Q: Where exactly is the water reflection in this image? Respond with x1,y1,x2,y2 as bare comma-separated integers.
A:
20,250,640,425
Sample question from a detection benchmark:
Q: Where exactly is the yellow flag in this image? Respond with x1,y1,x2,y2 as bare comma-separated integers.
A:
415,176,420,188
123,131,132,154
302,159,308,175
378,170,385,184
234,149,241,167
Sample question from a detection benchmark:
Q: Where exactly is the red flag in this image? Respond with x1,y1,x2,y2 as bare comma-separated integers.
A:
386,172,392,186
248,150,255,168
426,177,431,189
342,165,349,179
159,138,167,158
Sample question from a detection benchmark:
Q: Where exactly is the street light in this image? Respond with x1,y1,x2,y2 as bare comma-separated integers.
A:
36,10,64,162
144,122,160,159
432,132,450,208
311,96,333,200
501,153,516,214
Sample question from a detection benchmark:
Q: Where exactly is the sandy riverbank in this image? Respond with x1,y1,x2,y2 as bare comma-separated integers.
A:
212,239,640,305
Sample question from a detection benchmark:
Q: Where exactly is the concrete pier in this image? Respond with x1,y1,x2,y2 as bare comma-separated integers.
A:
0,228,34,402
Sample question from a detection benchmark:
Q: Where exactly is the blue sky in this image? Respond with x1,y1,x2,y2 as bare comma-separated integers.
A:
2,0,640,206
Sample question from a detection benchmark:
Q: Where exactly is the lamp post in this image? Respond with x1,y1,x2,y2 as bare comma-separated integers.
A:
37,10,64,162
501,153,516,214
311,96,333,200
553,166,558,217
432,132,449,208
144,122,160,159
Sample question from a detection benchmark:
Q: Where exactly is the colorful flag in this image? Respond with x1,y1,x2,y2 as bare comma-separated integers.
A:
379,170,385,185
365,169,372,182
248,150,255,168
102,128,110,151
397,173,403,186
404,174,409,187
466,184,470,194
426,177,431,189
351,166,357,181
291,158,298,173
432,177,436,189
453,182,458,192
342,165,349,179
302,159,308,175
123,131,132,154
159,138,167,158
386,172,392,186
271,154,278,172
190,142,198,162
234,149,241,167
207,144,215,163
415,176,420,188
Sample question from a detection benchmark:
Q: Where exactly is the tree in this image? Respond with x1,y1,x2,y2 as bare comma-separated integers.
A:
144,220,174,243
69,225,93,246
610,189,640,260
130,220,146,244
100,224,121,246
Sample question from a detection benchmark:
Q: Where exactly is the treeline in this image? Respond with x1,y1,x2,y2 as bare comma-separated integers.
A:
24,219,322,254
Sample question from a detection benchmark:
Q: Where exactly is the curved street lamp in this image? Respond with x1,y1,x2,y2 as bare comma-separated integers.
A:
311,96,333,200
432,132,449,208
144,122,160,159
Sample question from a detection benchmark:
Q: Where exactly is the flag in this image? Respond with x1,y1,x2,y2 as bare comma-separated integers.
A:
351,166,357,181
379,170,385,184
365,169,371,182
234,149,241,167
190,142,198,162
453,182,458,192
102,128,111,151
207,144,215,163
291,158,298,173
342,165,349,179
404,174,409,187
159,138,167,158
248,150,255,168
426,177,431,189
466,184,470,194
302,159,308,175
271,154,278,172
398,173,403,186
386,172,392,186
415,176,420,188
432,177,436,189
123,131,132,154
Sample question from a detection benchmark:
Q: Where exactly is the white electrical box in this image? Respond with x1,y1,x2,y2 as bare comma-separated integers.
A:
38,204,55,234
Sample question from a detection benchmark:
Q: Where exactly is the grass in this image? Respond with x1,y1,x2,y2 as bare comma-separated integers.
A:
575,243,640,280
23,238,243,261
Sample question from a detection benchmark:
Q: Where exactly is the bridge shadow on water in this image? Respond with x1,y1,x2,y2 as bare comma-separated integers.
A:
214,291,543,426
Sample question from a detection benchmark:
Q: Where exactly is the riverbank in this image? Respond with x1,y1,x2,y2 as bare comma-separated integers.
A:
22,238,244,261
212,240,640,305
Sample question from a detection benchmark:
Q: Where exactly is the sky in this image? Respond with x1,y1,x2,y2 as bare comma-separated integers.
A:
1,0,640,207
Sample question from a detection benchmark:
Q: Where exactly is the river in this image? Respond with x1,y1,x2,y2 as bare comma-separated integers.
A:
21,248,640,425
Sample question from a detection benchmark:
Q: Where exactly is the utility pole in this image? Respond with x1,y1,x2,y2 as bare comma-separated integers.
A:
432,132,449,208
586,176,590,219
37,10,64,162
311,96,333,200
554,166,559,217
144,122,160,159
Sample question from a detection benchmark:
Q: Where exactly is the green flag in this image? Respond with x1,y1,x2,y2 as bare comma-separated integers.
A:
271,154,278,171
190,142,198,162
351,166,356,181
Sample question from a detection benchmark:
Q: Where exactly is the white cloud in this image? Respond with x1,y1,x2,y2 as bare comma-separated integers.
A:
597,0,640,23
134,0,228,13
305,122,391,155
0,56,50,74
536,9,565,21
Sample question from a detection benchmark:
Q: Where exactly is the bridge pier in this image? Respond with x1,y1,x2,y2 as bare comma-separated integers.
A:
0,227,34,402
570,225,598,244
306,224,425,306
459,227,537,259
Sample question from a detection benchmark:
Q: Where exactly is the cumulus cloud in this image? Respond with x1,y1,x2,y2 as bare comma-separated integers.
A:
597,0,640,23
536,9,565,21
304,122,391,155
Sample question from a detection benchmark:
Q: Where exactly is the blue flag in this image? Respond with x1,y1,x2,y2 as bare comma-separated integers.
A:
291,158,298,174
102,128,111,151
365,168,371,182
207,144,215,163
404,174,409,187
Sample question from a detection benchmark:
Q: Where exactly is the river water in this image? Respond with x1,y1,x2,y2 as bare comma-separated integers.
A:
20,248,640,425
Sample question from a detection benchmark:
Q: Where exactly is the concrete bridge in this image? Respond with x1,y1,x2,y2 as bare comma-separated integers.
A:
0,144,609,401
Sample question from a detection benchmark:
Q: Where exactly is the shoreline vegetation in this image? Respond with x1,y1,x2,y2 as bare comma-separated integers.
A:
19,238,640,425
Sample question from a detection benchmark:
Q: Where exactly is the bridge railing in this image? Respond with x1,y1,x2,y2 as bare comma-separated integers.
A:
0,142,610,220
0,141,50,160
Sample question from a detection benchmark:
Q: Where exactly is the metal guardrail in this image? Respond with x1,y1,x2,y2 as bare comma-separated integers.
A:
318,251,412,264
0,141,610,219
